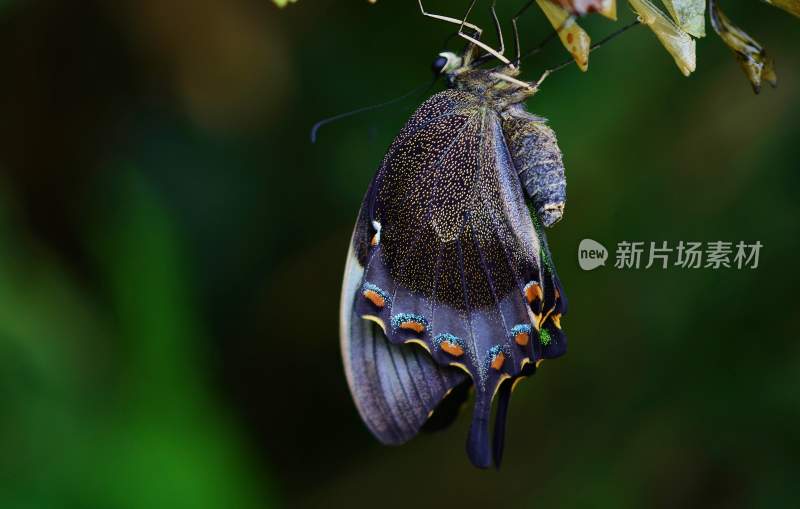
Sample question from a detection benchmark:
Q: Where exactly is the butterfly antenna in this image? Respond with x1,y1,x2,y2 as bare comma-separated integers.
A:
518,14,576,65
513,0,546,65
589,18,643,54
534,19,642,88
310,80,435,143
489,1,506,58
519,27,560,64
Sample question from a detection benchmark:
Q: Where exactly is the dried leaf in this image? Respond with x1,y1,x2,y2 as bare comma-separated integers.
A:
537,0,592,71
710,0,777,93
628,0,696,76
762,0,800,18
548,0,618,19
662,0,706,37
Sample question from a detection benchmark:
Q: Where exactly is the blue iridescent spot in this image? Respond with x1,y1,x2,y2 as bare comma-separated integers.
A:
391,312,429,332
485,344,509,371
433,333,463,347
510,324,532,336
361,282,390,305
433,333,465,356
488,344,506,357
510,323,532,347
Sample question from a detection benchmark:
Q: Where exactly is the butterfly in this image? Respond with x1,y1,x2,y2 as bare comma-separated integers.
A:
339,5,568,469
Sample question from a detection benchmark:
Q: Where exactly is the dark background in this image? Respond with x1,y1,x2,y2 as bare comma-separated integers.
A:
1,1,798,508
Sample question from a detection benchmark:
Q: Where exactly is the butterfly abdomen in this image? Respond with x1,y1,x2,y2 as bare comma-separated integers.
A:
501,105,566,227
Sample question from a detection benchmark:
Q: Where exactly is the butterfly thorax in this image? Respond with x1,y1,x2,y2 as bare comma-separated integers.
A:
447,66,536,110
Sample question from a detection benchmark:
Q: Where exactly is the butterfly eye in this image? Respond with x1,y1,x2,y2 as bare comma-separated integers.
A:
431,55,449,75
431,51,461,75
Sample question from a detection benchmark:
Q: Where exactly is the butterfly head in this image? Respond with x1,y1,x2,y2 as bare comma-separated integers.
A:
431,51,463,76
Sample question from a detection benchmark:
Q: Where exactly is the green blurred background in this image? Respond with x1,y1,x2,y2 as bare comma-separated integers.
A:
0,1,798,508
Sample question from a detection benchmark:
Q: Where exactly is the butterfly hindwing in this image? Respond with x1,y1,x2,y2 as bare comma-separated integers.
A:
341,234,469,445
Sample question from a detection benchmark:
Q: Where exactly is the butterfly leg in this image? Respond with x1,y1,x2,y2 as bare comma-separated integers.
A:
510,0,568,65
511,0,536,65
516,10,577,65
489,72,535,91
417,0,483,37
489,1,506,59
418,0,511,65
534,68,552,89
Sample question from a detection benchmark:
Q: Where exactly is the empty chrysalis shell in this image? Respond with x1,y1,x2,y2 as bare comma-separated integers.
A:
537,0,592,71
762,0,800,18
628,0,697,76
709,0,777,93
661,0,706,37
548,0,618,19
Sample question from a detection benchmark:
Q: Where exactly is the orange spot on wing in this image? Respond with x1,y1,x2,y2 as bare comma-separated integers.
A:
370,234,379,246
525,282,543,305
514,331,530,346
363,289,385,308
440,341,464,357
399,321,425,333
491,352,505,370
567,32,574,44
